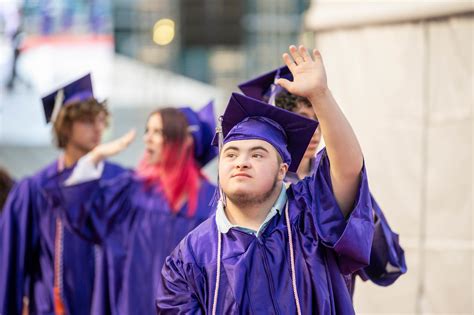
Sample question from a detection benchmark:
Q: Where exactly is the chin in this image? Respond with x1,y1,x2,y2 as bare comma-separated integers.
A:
145,157,156,165
82,144,97,153
224,186,251,198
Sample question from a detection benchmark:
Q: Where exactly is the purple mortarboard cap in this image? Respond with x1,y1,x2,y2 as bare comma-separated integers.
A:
41,73,94,123
212,93,317,172
180,100,218,167
238,66,292,104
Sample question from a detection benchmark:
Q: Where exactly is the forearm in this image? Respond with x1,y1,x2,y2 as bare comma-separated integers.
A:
308,89,363,216
308,89,363,176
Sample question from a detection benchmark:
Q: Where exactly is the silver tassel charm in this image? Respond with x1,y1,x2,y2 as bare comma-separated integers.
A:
209,116,226,208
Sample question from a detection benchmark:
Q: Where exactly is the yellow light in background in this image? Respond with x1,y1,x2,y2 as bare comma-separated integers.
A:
153,19,175,46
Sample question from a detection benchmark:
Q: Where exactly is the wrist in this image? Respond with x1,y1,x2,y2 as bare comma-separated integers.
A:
307,87,332,106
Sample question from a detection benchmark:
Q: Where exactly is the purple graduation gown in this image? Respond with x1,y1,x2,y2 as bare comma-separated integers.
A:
285,152,407,295
157,149,374,314
0,159,125,315
46,171,216,315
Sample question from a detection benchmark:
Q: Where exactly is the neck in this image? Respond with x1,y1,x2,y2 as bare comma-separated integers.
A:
224,183,282,231
296,156,312,180
63,145,88,168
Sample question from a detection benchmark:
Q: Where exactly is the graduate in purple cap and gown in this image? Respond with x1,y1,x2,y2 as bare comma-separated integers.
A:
238,65,407,296
45,103,218,314
0,74,125,315
157,45,378,314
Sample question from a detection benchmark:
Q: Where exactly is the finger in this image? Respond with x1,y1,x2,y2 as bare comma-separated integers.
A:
123,129,136,146
282,53,297,72
117,129,136,148
313,49,323,62
299,45,311,62
289,45,303,65
275,78,292,93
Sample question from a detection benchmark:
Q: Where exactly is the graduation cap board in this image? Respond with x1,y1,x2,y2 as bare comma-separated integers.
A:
212,93,318,173
238,66,292,105
41,73,94,123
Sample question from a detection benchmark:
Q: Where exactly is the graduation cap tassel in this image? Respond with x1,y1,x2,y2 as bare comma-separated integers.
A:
209,116,226,208
51,89,64,123
212,116,224,314
268,83,278,106
268,67,282,106
217,116,227,207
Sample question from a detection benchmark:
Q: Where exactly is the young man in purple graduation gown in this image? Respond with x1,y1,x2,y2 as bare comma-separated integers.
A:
156,45,377,314
238,65,407,296
0,74,125,315
45,104,218,314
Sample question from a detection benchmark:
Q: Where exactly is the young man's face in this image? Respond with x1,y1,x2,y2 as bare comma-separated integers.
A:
293,104,321,159
219,139,288,205
143,113,164,164
68,111,107,153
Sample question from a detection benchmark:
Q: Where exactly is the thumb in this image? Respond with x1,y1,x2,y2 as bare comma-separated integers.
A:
275,78,292,92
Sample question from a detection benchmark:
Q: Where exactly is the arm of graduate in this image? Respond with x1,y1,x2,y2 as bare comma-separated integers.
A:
277,45,364,218
358,196,407,285
0,179,38,315
44,130,136,243
156,246,205,314
292,149,374,275
278,46,373,274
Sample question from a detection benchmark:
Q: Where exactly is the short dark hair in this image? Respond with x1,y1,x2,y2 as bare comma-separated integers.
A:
274,90,312,112
53,98,109,148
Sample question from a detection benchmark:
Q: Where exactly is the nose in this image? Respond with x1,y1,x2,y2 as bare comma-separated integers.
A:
235,154,251,169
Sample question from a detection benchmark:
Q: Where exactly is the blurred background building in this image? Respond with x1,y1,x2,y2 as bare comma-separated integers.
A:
0,0,473,313
303,1,473,314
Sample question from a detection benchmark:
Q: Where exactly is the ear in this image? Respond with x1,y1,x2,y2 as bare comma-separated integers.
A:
278,163,289,181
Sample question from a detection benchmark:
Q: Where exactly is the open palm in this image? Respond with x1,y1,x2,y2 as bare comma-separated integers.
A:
276,45,328,99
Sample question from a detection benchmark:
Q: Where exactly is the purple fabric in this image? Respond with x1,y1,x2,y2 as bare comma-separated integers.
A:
238,66,292,101
0,160,124,315
179,101,218,167
41,73,94,123
212,93,318,172
285,154,407,296
45,172,216,315
157,148,374,314
224,116,291,166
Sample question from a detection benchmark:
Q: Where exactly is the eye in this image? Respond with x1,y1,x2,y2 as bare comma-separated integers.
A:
252,153,263,158
225,152,236,158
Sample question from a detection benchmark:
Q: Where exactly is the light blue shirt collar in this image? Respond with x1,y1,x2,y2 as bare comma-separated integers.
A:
215,184,287,237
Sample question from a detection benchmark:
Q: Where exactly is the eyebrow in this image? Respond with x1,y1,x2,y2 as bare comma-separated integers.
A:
223,146,239,153
250,146,269,153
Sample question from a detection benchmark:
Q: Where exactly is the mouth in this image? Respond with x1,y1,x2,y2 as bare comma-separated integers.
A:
232,173,252,178
146,148,155,155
